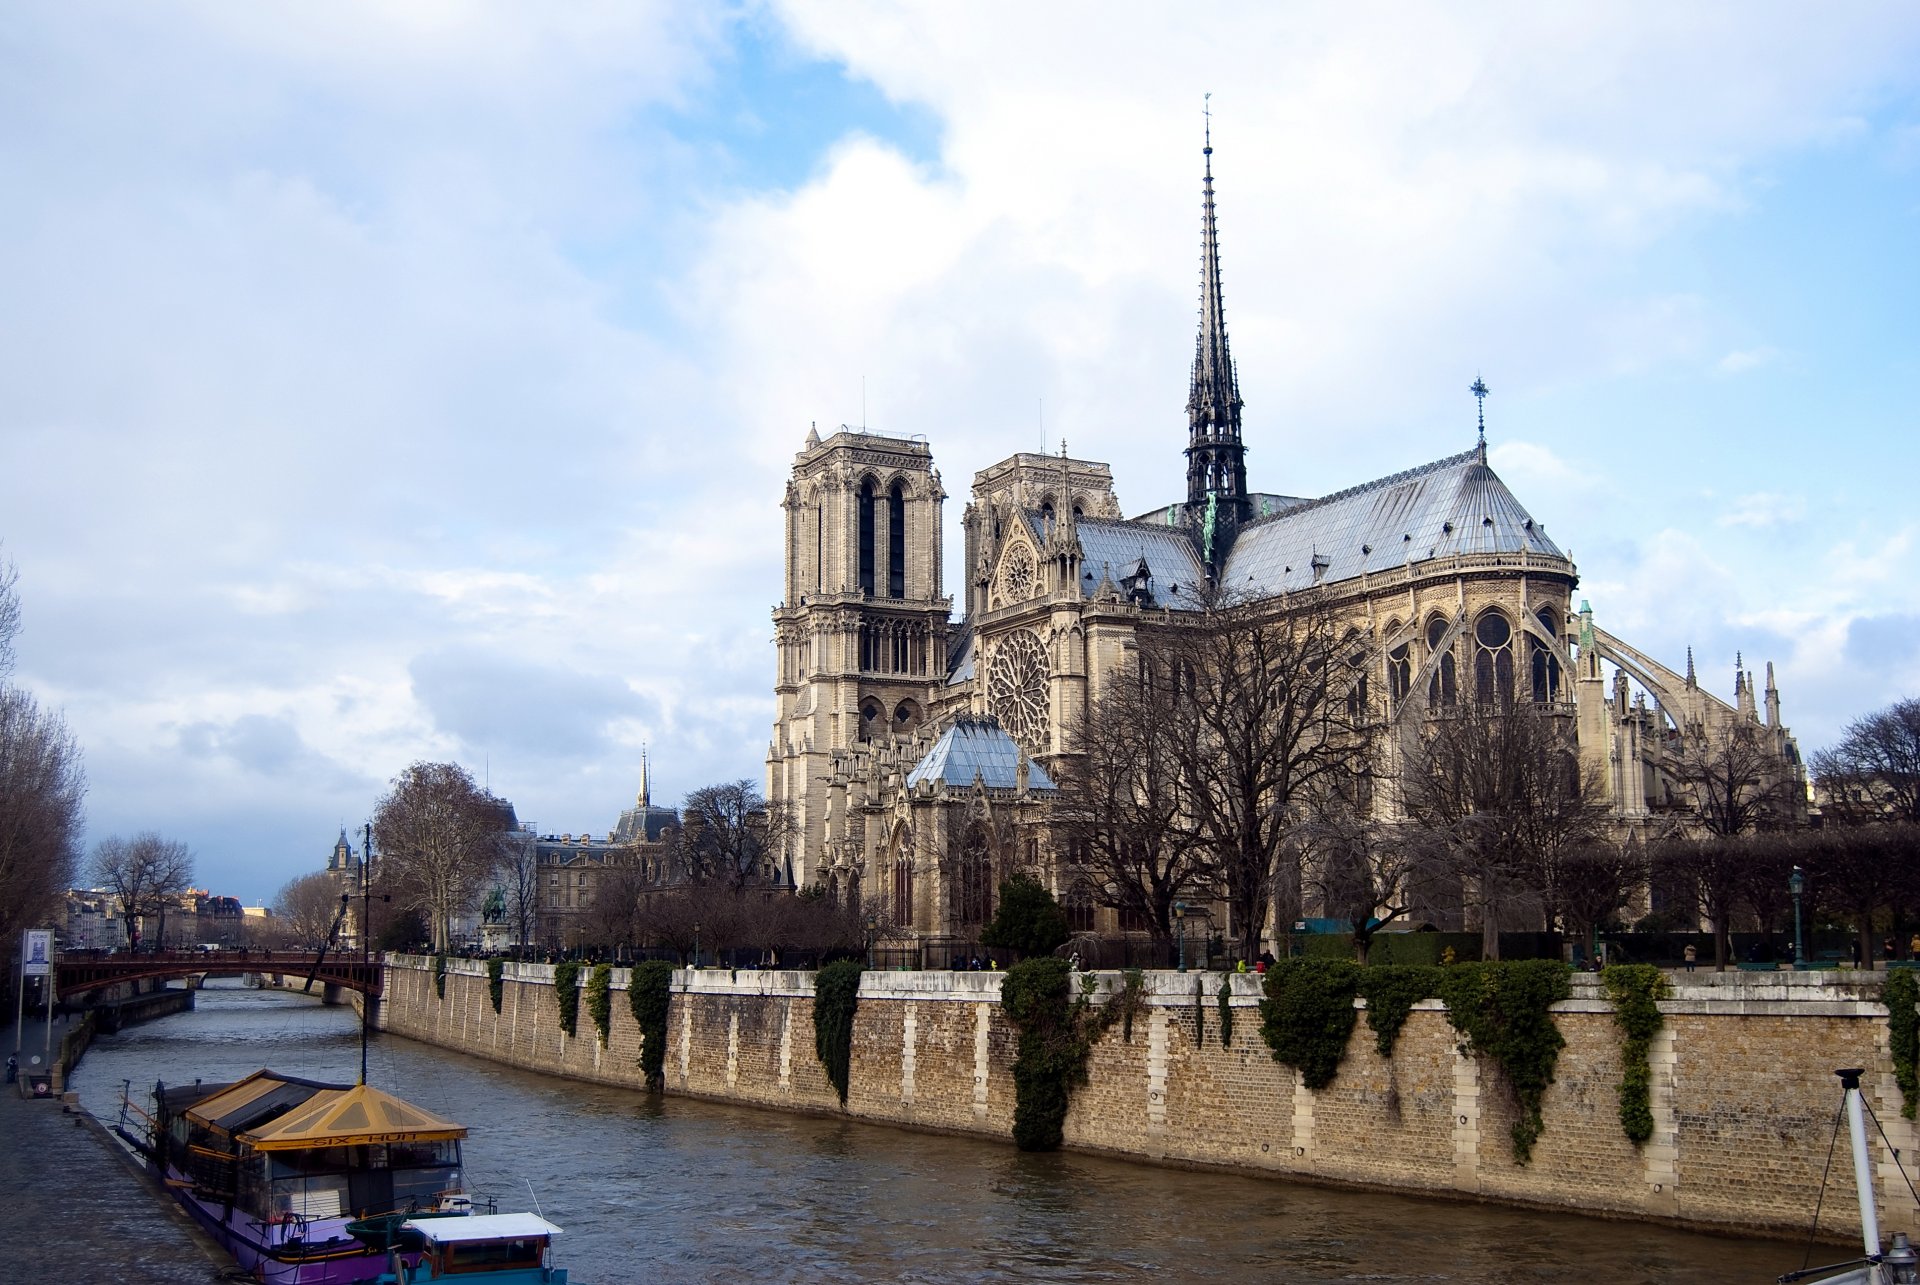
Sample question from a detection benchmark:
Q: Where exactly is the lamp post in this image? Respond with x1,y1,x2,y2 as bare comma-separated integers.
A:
1790,866,1806,970
1174,901,1188,972
692,922,701,971
865,914,877,970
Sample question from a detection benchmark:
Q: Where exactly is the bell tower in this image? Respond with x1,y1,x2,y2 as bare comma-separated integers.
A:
769,427,951,889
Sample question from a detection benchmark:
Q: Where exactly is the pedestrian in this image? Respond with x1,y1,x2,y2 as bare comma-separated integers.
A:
1909,933,1920,961
1682,943,1697,972
1258,950,1277,971
5,1054,15,1084
1068,952,1081,970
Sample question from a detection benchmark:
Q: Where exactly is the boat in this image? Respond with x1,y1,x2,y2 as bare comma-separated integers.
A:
369,1212,570,1283
1780,1069,1920,1284
137,1068,476,1284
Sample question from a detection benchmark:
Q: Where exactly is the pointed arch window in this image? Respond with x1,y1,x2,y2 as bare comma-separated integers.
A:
1387,621,1412,704
1064,880,1095,935
858,479,877,595
954,822,993,928
1427,616,1457,707
893,852,914,928
888,482,907,598
1473,612,1515,706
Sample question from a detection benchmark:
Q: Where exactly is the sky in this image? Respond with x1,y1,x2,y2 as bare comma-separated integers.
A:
4,2,1918,905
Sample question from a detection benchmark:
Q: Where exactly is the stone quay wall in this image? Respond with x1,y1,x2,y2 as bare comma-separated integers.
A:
377,957,1913,1241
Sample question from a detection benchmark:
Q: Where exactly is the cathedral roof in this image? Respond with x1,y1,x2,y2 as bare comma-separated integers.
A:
1074,517,1210,609
905,717,1056,792
1222,449,1567,595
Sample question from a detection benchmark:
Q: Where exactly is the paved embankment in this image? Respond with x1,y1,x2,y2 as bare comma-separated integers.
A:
3,1025,233,1282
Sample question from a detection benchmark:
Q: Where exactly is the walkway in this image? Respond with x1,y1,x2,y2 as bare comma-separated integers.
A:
2,1037,234,1283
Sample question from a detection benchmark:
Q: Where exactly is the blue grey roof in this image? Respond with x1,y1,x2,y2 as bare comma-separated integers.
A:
905,718,1056,791
1221,450,1566,596
1074,517,1210,610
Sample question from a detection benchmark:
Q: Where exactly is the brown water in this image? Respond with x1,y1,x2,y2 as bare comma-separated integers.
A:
72,980,1819,1284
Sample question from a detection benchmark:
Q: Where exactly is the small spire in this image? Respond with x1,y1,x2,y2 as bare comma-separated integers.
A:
1470,375,1490,460
1685,646,1696,686
638,745,651,808
1734,653,1744,694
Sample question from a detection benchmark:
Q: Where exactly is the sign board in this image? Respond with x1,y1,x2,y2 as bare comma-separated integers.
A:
21,929,52,977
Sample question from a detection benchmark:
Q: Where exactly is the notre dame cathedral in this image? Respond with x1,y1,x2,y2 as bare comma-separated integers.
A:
766,136,1804,950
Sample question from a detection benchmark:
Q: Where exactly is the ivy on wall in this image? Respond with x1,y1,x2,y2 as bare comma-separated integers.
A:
433,953,447,1000
1602,964,1669,1144
1000,957,1098,1151
1217,977,1235,1049
1258,958,1361,1090
553,960,582,1038
1112,969,1146,1043
1436,960,1572,1164
629,961,675,1091
1357,965,1441,1058
813,959,864,1106
486,958,504,1014
1886,970,1920,1120
585,963,613,1048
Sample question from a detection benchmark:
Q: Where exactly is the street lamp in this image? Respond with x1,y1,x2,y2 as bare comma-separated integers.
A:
1174,901,1188,972
692,922,701,971
1790,866,1807,970
865,914,877,970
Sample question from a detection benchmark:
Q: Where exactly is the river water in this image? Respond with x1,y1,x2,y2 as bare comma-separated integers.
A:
71,980,1814,1284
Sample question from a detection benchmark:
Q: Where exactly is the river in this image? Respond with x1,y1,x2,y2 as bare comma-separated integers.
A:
70,980,1816,1284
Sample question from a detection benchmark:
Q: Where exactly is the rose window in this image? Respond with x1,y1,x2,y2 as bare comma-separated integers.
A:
998,543,1036,603
987,629,1050,753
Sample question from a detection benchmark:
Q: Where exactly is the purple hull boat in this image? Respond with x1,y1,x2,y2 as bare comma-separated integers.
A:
142,1069,472,1284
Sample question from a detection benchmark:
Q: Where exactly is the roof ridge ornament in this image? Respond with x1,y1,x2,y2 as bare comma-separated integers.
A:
1470,375,1490,462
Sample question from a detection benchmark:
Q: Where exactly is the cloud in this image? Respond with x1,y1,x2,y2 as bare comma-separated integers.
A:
1718,492,1807,528
1714,347,1780,376
408,648,653,764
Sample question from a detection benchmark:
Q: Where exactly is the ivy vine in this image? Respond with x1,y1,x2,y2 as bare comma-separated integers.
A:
1113,968,1146,1043
432,953,447,1000
1885,970,1919,1120
1357,965,1442,1058
585,963,613,1048
486,957,504,1014
553,959,582,1038
1259,958,1361,1090
1602,964,1669,1144
629,960,675,1090
1000,957,1100,1151
1436,960,1571,1164
813,959,864,1105
1217,977,1235,1049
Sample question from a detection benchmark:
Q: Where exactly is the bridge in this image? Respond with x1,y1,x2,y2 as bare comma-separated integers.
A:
55,950,384,1001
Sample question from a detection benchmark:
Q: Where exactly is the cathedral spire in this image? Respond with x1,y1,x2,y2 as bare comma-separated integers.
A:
638,745,651,809
1185,96,1249,529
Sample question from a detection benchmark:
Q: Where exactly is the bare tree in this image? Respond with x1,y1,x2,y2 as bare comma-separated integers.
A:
576,857,650,956
1675,722,1795,838
679,780,792,889
1053,661,1214,953
1814,698,1920,825
1555,839,1642,962
1400,700,1603,959
1653,833,1748,970
1291,802,1426,963
0,684,86,971
90,832,194,951
0,551,19,678
274,870,345,949
372,761,511,952
494,828,541,958
1157,591,1372,961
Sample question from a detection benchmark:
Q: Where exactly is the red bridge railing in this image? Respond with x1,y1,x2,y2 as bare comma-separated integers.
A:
55,950,384,999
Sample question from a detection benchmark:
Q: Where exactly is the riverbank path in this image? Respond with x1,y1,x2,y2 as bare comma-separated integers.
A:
3,1038,234,1283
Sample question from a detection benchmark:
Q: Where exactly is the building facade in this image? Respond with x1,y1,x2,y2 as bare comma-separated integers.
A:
768,139,1805,949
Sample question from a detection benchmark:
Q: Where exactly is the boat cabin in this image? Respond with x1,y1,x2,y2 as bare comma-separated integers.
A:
386,1213,569,1283
159,1070,468,1221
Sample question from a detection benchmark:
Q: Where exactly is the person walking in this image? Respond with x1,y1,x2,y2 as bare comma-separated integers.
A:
1682,943,1697,972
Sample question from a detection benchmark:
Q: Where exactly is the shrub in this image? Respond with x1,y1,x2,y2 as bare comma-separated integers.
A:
813,959,864,1105
486,957,503,1014
1436,960,1571,1164
585,963,613,1048
979,872,1071,957
1602,964,1669,1144
629,960,675,1090
553,960,582,1038
1887,970,1920,1120
1259,958,1362,1090
1216,977,1235,1048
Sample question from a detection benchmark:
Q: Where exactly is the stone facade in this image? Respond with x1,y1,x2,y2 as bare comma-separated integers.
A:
380,956,1911,1242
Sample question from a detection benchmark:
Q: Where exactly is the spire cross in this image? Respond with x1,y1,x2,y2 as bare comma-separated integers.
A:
1470,375,1490,445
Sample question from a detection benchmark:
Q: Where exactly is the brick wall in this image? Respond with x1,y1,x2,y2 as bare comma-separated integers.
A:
377,960,1908,1240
